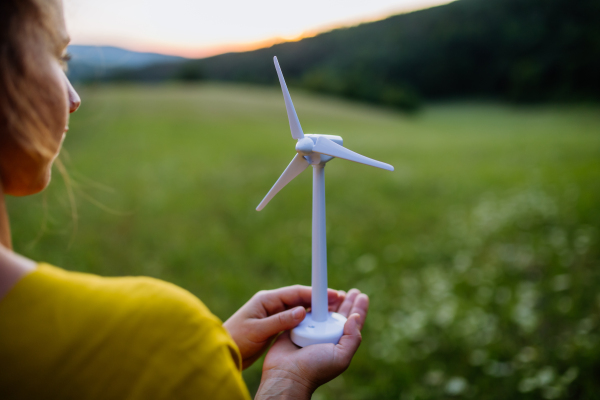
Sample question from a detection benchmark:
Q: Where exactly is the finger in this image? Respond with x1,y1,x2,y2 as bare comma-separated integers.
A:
349,293,369,329
258,286,341,315
257,285,311,315
328,289,342,305
337,289,360,317
335,313,362,366
269,330,303,353
253,306,307,340
329,290,346,312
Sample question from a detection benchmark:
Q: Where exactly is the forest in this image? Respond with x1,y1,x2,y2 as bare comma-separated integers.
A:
109,0,600,111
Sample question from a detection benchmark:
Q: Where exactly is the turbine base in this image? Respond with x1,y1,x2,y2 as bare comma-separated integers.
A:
291,312,346,347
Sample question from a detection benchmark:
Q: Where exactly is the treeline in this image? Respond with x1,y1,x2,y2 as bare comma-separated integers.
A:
110,0,600,111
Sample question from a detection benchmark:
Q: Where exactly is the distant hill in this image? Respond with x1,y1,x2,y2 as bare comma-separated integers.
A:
67,45,186,82
101,0,600,111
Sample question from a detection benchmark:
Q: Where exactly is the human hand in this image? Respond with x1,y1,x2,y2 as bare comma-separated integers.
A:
223,285,345,370
255,289,369,399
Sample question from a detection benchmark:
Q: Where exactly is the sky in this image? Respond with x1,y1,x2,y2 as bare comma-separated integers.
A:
64,0,455,58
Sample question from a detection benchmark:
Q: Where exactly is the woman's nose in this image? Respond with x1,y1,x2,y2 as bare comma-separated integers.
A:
65,76,81,113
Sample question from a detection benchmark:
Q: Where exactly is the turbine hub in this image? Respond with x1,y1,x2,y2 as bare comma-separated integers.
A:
295,137,315,154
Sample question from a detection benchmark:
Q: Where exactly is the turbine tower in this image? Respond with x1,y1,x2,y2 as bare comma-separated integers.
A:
257,56,394,347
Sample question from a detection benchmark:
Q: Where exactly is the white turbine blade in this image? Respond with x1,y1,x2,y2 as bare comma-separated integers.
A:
274,56,304,140
256,153,310,211
312,136,394,171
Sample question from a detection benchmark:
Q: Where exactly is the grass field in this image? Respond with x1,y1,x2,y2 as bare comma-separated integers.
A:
7,83,600,399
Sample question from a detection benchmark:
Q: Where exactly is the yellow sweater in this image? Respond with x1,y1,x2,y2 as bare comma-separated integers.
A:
0,264,251,400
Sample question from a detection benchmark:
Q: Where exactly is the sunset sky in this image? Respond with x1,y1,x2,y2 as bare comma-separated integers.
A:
64,0,455,57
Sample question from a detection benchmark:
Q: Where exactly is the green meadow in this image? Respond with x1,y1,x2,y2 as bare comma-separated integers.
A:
8,84,600,399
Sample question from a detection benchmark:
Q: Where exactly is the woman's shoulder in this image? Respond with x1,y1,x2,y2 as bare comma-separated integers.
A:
0,263,224,344
22,263,218,323
0,263,249,399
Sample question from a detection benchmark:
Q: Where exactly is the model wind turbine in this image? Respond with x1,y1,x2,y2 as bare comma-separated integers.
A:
257,56,394,347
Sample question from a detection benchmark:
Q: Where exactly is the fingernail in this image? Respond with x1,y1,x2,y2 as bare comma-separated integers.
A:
292,307,304,319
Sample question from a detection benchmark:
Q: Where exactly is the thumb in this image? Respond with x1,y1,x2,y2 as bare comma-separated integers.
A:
255,306,306,339
335,313,362,366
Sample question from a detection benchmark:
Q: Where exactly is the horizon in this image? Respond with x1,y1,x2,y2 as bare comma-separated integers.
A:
64,0,455,58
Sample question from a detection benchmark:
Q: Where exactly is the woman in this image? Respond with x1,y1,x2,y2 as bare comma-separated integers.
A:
0,0,369,398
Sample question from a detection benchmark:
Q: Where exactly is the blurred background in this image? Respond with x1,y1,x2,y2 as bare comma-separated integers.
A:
7,0,600,398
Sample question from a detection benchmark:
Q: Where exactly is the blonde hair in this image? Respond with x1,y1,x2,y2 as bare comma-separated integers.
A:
0,0,65,161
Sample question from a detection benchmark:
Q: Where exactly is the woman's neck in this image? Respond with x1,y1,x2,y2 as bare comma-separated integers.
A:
0,184,36,301
0,183,12,249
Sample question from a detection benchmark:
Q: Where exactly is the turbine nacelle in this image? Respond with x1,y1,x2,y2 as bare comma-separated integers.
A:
295,134,343,165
